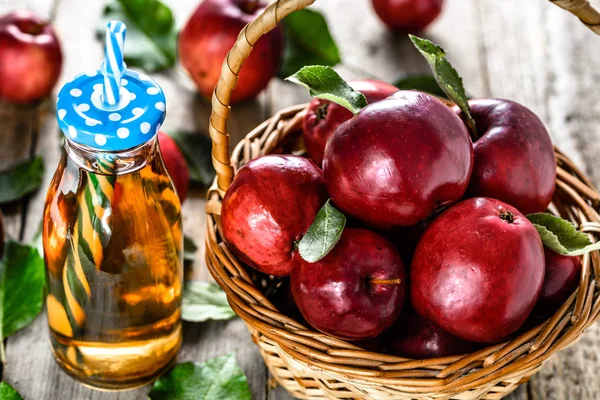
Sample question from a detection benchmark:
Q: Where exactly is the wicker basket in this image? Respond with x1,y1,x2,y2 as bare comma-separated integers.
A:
205,1,600,398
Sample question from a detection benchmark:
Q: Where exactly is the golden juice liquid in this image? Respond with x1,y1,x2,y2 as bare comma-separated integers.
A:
42,146,183,390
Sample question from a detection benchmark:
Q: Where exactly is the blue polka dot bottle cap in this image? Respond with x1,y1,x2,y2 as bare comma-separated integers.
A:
56,21,166,151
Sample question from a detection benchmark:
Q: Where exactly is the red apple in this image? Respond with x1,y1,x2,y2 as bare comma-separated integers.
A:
302,79,399,166
221,155,327,276
158,132,190,203
411,198,545,343
372,0,443,32
0,10,62,103
383,307,476,358
454,99,556,214
178,0,283,103
535,249,581,316
291,228,406,340
323,90,473,229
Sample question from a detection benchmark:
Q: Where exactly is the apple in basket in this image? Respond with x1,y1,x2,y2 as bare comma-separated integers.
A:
454,99,557,214
411,198,545,343
0,10,63,103
221,155,328,276
178,0,283,103
302,79,398,166
372,0,444,32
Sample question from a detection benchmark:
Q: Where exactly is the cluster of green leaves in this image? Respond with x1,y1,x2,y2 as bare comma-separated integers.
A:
98,0,341,77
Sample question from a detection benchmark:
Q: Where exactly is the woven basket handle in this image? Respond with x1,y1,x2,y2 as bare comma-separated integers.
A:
208,0,315,194
209,0,599,195
551,0,600,33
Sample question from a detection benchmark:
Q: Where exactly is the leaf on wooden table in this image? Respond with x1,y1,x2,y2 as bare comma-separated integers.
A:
148,353,252,400
0,157,44,205
0,241,45,362
183,235,197,263
298,199,346,263
279,9,341,77
98,0,177,72
0,382,24,400
287,66,367,114
527,213,600,256
394,75,447,98
167,131,215,187
182,281,236,323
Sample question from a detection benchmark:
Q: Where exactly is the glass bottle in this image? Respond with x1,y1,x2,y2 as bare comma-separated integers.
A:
42,21,182,390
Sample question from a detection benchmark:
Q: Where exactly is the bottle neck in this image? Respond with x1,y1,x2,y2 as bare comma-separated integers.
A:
65,136,158,175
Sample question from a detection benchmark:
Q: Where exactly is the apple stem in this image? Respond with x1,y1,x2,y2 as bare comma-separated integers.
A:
238,0,260,13
464,117,480,141
369,278,402,285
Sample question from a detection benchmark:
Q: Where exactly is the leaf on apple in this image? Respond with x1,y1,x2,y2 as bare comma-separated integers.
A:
298,199,346,263
182,281,236,323
0,382,24,400
279,9,341,78
286,66,367,115
0,157,44,205
394,75,447,99
98,0,177,72
0,241,46,362
148,353,251,400
409,35,478,138
527,213,600,256
167,131,215,187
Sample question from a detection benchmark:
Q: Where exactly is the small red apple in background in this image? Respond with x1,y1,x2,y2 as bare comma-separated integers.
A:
291,228,406,340
157,132,190,203
411,197,545,343
221,155,327,276
383,307,476,358
324,90,473,229
0,10,62,103
302,79,398,166
454,99,556,214
533,249,581,318
178,0,283,103
372,0,443,32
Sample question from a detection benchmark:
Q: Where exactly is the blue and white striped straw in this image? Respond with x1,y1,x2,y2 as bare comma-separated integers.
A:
102,21,126,106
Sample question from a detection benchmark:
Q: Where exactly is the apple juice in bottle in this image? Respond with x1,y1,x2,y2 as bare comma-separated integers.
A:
42,21,182,390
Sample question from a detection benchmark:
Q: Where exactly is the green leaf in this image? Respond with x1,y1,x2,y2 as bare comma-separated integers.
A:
98,0,177,72
394,75,447,99
0,157,44,204
527,213,600,256
409,35,477,137
183,235,197,263
286,66,367,114
182,282,236,323
0,241,45,362
148,353,252,400
167,131,215,187
0,382,24,400
279,9,341,77
298,199,346,263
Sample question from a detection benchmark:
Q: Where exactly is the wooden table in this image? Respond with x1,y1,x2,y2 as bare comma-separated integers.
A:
0,0,599,398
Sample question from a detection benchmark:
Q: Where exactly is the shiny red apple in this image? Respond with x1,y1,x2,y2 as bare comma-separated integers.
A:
302,79,398,166
291,228,406,340
221,155,327,276
454,99,556,214
157,132,190,203
323,90,473,229
411,197,545,343
383,307,475,358
178,0,283,103
534,248,581,317
0,10,63,103
372,0,443,32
